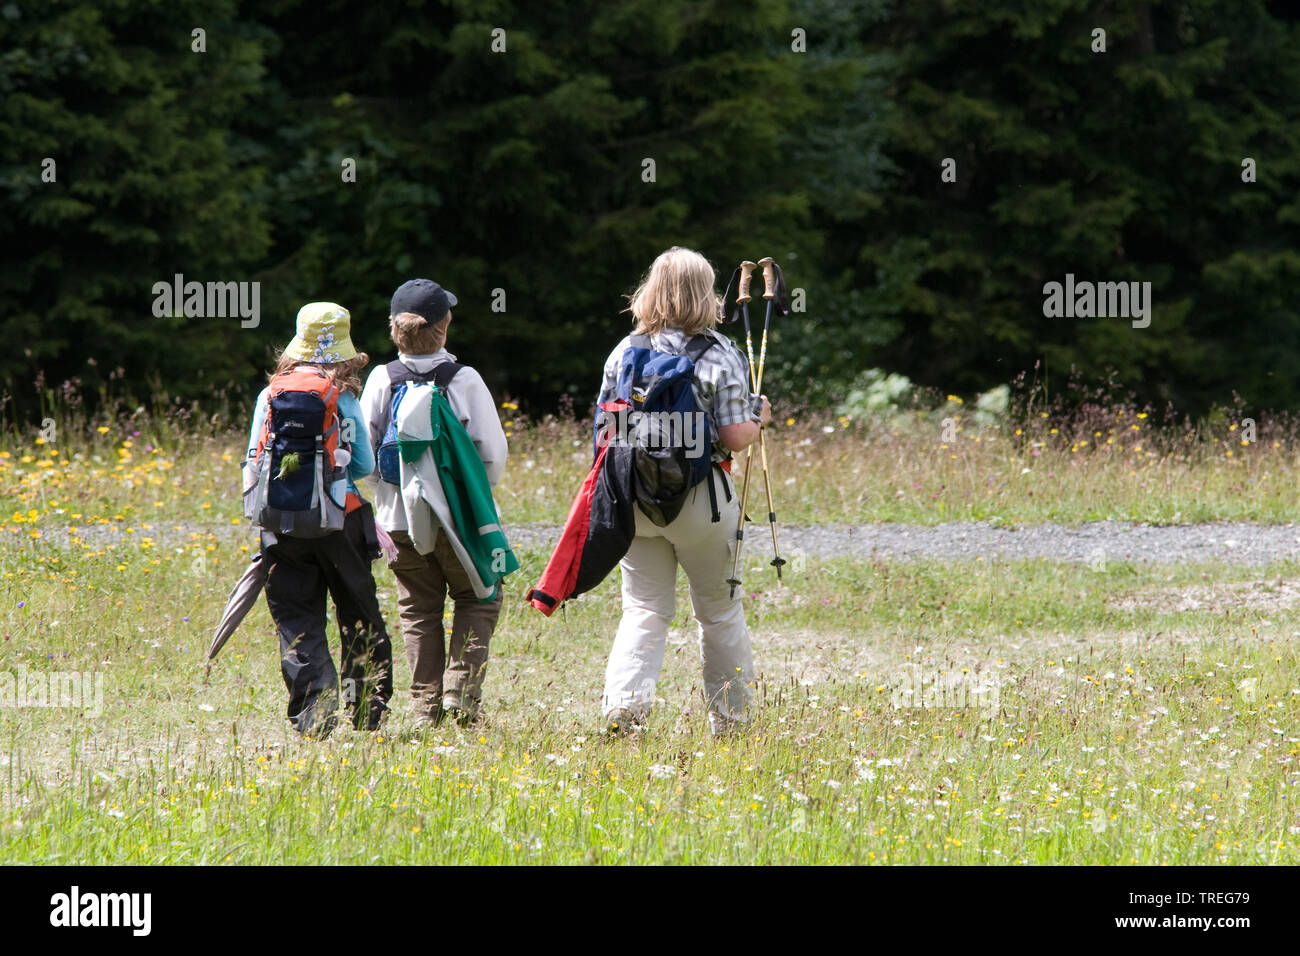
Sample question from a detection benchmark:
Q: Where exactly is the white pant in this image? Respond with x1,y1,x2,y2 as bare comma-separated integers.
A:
602,468,755,731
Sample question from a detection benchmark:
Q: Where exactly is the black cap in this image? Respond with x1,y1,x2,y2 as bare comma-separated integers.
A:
390,278,458,325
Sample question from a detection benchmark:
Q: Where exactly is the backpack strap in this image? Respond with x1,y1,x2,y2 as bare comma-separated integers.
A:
703,463,733,523
387,359,463,391
381,359,462,441
706,464,720,523
626,333,713,361
254,391,272,460
386,359,429,391
430,361,463,391
683,333,717,365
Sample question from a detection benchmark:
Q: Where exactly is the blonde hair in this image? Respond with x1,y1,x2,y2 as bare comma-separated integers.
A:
390,311,450,355
269,351,369,397
626,246,722,337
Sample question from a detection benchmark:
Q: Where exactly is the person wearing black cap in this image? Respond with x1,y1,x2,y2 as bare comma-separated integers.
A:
360,279,508,727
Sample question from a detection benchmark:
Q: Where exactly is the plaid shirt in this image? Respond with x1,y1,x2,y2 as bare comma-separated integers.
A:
596,328,755,463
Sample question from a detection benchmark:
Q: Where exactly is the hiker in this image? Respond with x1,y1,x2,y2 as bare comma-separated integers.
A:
243,302,393,737
360,279,511,728
596,247,771,737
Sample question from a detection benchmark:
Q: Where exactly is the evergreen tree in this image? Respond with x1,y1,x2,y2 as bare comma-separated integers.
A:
6,0,1300,420
851,0,1300,412
240,0,845,407
0,0,271,416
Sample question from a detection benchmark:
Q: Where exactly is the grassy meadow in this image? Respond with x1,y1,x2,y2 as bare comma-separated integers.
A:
0,401,1298,864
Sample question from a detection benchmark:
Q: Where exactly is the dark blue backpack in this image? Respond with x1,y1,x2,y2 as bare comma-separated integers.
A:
596,333,718,527
377,359,462,484
242,365,346,537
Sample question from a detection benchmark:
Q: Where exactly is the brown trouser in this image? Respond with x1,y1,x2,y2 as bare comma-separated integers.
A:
388,528,502,719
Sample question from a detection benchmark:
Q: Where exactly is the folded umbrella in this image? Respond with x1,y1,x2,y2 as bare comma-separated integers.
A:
204,552,268,680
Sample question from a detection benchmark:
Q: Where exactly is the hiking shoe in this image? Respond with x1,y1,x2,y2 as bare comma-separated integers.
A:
349,698,389,732
300,713,339,741
444,702,482,728
442,694,482,729
448,708,482,729
605,708,644,737
361,705,388,733
412,706,446,731
708,713,750,739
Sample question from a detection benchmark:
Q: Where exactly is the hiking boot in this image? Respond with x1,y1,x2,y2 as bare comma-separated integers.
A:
443,694,481,728
347,695,389,733
413,706,445,731
361,703,387,733
708,712,750,739
448,708,482,729
300,712,339,741
605,708,644,737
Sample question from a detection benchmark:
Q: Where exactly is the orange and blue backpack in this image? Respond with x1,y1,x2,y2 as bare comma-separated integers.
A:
243,365,348,537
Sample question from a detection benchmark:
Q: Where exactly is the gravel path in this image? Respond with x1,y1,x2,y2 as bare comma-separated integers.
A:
17,520,1300,565
775,521,1300,565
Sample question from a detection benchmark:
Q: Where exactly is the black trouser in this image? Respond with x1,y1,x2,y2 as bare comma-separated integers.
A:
262,502,393,735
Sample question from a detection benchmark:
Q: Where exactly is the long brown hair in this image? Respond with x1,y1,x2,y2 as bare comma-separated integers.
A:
268,350,370,397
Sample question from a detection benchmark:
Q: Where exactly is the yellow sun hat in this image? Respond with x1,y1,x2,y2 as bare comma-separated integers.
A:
282,302,358,363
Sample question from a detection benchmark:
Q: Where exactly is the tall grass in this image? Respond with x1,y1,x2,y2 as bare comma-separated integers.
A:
492,390,1300,526
2,545,1296,864
1,383,1297,863
4,384,1299,531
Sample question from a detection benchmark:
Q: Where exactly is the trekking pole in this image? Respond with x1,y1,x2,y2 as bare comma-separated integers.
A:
727,261,758,599
728,446,757,599
754,258,776,393
738,260,759,392
755,430,784,580
755,257,786,580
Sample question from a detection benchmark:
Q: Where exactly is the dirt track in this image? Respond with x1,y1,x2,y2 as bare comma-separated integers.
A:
17,520,1300,566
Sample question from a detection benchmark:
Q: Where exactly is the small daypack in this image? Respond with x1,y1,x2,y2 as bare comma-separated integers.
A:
377,359,462,484
596,333,719,527
242,365,347,537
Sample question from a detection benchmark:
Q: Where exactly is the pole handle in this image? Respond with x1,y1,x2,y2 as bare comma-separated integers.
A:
757,257,777,300
736,261,757,304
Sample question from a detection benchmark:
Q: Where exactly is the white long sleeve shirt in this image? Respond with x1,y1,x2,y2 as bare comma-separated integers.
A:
359,349,507,533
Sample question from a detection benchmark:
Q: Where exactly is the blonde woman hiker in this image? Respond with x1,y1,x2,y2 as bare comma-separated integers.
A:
360,279,510,728
596,247,771,737
243,302,393,738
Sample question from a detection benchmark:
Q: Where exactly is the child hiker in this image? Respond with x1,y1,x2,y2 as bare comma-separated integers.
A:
360,279,510,728
244,302,393,738
597,247,771,737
